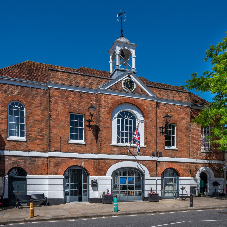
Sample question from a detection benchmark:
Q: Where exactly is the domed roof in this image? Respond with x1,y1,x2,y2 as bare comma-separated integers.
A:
115,36,131,44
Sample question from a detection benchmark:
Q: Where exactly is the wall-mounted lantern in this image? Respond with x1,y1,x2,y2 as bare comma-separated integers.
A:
91,179,98,188
159,112,172,135
86,102,96,129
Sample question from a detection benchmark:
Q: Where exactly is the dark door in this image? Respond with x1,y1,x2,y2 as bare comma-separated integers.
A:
8,167,27,205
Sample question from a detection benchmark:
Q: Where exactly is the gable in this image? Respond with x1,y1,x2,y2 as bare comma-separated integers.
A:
99,73,156,97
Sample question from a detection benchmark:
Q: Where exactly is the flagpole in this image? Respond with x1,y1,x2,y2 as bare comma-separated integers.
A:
128,141,145,173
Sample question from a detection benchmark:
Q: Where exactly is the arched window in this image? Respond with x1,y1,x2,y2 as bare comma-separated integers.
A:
111,103,144,146
117,111,136,144
8,101,26,140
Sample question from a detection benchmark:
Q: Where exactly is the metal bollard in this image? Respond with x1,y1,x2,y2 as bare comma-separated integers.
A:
114,195,118,212
30,202,34,218
190,193,193,207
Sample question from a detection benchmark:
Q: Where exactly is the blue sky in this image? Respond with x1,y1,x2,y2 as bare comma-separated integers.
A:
1,0,227,101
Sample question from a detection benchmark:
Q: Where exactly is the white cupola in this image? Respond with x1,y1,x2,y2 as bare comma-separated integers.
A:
108,36,137,79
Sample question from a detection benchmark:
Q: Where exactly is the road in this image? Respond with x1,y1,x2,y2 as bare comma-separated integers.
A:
3,208,227,227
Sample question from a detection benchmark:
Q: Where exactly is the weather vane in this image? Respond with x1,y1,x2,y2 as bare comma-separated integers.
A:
117,11,126,37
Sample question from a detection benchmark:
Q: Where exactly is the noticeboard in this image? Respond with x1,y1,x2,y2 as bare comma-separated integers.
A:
0,177,4,197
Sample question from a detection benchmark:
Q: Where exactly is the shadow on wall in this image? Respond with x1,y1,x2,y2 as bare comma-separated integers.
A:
91,125,100,143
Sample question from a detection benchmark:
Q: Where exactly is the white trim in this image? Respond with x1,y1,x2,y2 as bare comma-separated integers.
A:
0,150,224,164
195,167,214,179
7,137,26,142
0,79,193,107
99,73,156,97
0,77,47,90
8,101,26,140
111,103,144,146
98,88,191,106
110,143,146,148
106,161,150,177
130,74,155,97
99,73,129,90
69,113,85,143
68,141,86,144
165,147,178,150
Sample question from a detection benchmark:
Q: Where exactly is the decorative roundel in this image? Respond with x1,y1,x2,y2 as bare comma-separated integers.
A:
122,77,136,92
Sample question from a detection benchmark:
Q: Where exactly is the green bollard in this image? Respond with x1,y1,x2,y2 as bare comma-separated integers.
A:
114,195,118,212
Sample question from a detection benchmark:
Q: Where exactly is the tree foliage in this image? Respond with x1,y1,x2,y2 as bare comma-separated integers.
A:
185,33,227,151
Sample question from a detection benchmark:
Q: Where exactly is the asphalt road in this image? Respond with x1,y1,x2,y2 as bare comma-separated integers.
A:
3,208,227,227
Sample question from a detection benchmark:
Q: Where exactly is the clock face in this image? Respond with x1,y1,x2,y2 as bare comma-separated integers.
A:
123,78,135,92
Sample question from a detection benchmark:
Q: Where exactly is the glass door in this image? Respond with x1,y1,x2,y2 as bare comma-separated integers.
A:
64,167,88,202
112,168,143,201
162,169,179,199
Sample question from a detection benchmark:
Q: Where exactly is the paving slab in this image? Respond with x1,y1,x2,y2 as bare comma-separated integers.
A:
0,197,226,225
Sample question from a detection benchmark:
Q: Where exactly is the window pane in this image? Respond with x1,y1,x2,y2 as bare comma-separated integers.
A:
116,111,137,144
20,130,25,137
69,114,84,141
14,109,19,117
20,117,24,124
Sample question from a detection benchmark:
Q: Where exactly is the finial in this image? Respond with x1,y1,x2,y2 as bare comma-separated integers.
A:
117,11,126,37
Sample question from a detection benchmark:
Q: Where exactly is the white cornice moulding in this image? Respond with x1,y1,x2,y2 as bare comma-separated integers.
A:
0,78,193,107
0,150,224,164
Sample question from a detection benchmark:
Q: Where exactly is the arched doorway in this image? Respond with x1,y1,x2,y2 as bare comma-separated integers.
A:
200,172,207,194
8,167,27,205
63,166,89,203
112,168,144,201
161,168,179,199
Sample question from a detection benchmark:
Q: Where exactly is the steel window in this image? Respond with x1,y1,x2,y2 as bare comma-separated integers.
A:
69,114,84,141
117,111,136,144
201,126,210,151
165,124,176,148
8,101,25,138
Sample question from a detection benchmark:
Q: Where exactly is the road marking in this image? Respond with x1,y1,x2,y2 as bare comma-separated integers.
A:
182,211,187,212
157,225,163,227
101,217,106,218
176,222,182,223
202,220,218,222
169,212,175,213
163,224,169,226
170,223,175,225
129,215,137,216
69,219,76,221
48,221,58,222
19,224,25,225
82,219,87,221
160,213,165,214
112,216,119,217
92,218,97,219
31,222,38,224
197,210,203,211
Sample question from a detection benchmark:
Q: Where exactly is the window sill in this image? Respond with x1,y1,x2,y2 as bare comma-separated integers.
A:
7,137,26,142
110,143,146,148
201,150,212,153
165,147,178,150
68,140,86,145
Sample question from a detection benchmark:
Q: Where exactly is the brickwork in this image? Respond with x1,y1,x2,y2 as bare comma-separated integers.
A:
0,84,49,152
0,62,224,183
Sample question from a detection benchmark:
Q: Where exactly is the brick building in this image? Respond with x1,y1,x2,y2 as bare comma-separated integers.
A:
0,36,225,205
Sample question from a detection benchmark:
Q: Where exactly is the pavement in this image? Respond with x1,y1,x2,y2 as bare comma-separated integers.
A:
0,197,227,225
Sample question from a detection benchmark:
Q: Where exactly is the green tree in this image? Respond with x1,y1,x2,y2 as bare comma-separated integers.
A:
185,33,227,195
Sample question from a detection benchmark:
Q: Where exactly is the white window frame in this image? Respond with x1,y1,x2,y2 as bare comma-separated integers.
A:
201,126,211,152
7,101,26,141
165,124,176,149
69,113,85,144
111,103,145,147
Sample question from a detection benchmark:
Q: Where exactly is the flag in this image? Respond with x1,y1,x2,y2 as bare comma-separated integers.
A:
133,125,140,155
